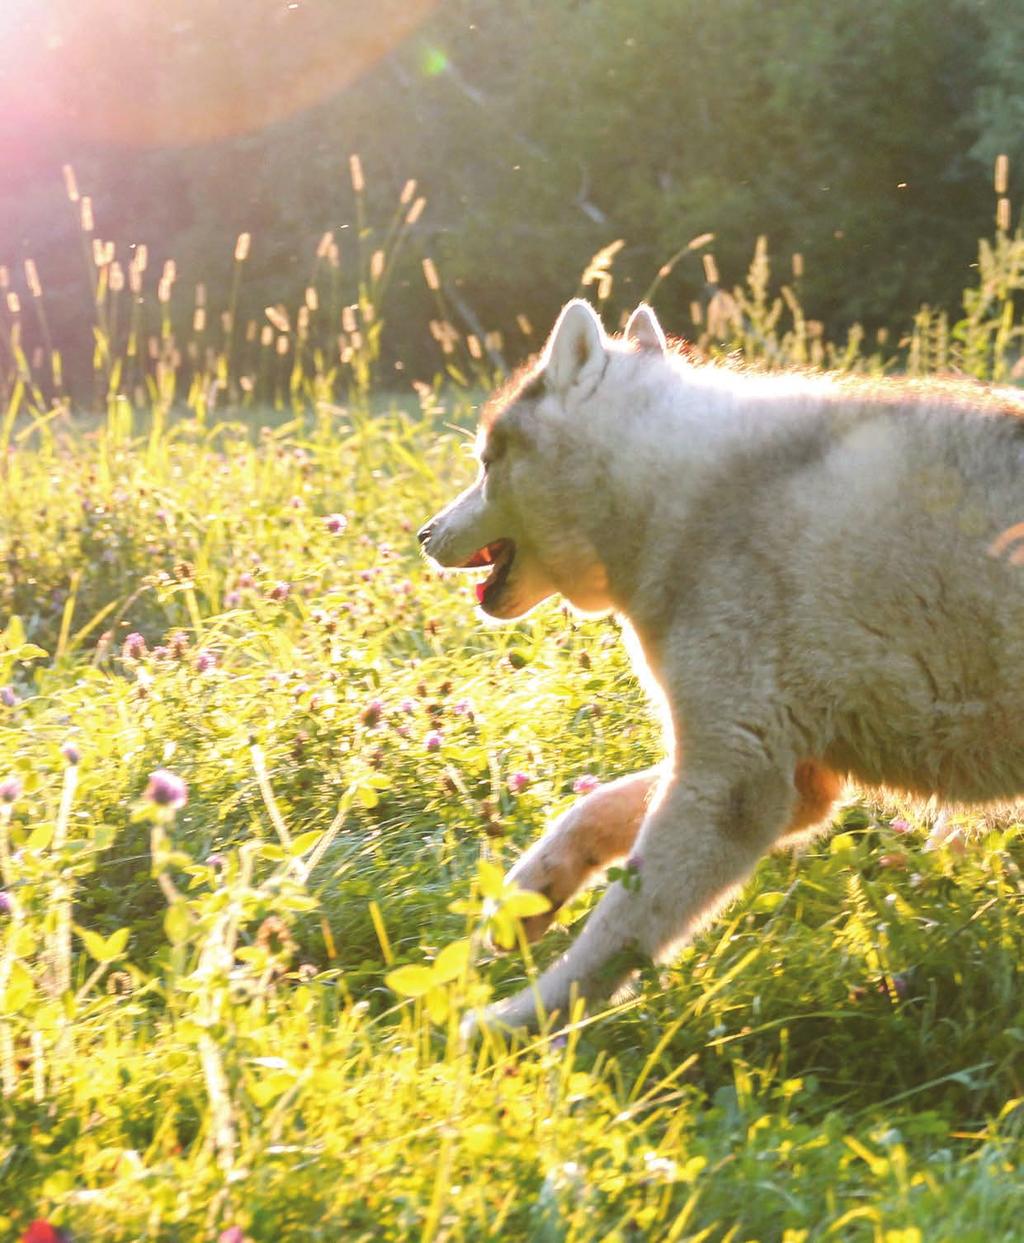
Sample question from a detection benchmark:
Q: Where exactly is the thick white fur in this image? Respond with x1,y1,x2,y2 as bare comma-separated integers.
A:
421,298,1024,1036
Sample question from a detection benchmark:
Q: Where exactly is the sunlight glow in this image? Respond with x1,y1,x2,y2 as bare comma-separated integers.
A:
0,0,440,148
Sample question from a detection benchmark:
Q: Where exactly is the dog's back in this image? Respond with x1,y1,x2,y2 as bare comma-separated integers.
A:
679,376,1024,802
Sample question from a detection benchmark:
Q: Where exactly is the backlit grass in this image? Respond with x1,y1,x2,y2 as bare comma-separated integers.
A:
1,162,1024,1240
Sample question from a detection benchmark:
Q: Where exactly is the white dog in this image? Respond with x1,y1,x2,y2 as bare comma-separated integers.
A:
420,298,1024,1034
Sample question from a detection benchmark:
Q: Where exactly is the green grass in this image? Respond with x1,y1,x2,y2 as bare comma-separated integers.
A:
2,394,1024,1242
2,164,1024,1240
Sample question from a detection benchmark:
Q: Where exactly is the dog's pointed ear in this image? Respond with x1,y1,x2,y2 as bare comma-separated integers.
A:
624,304,666,355
544,299,606,394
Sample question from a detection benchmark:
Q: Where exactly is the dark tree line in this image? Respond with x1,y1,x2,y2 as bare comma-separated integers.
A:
1,0,1021,387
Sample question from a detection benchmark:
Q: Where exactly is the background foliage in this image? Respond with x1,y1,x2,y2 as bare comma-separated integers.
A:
2,0,1024,386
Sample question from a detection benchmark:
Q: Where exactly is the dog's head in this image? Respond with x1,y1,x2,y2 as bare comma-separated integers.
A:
418,299,666,620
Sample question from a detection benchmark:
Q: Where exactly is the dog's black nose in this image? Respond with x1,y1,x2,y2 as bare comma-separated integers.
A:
417,524,432,546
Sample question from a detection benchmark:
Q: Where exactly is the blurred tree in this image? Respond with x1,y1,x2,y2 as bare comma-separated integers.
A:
0,0,1013,391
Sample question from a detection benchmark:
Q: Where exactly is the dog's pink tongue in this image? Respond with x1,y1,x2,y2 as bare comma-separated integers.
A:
475,582,486,603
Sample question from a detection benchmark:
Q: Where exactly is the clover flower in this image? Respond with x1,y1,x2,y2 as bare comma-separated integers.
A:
195,649,218,673
60,742,80,766
0,776,23,803
122,632,147,660
508,772,530,794
324,512,348,534
145,769,188,810
0,686,18,708
424,729,443,752
21,1221,70,1243
572,774,600,795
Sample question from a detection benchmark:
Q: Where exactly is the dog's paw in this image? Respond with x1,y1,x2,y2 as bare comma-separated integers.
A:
458,1005,503,1046
459,1002,535,1046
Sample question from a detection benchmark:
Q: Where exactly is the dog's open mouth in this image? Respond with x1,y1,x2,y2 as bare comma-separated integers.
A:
460,539,516,605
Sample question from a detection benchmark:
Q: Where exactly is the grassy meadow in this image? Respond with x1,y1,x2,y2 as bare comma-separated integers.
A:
2,165,1024,1241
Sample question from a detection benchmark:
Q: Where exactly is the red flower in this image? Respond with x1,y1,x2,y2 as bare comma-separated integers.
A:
22,1221,69,1243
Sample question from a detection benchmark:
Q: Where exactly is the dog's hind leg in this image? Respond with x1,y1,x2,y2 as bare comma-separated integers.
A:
473,759,797,1035
776,759,842,847
505,759,840,944
504,767,664,941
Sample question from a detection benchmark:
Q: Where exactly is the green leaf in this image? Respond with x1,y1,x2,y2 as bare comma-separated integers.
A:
102,927,130,961
488,910,518,950
249,1071,293,1106
79,927,111,962
433,938,470,984
2,616,25,649
750,891,785,913
505,890,552,918
386,964,435,998
356,784,380,809
477,859,505,900
26,823,54,852
0,960,34,1015
13,643,48,662
289,829,323,857
278,893,318,912
425,989,449,1024
236,946,269,965
164,901,191,945
448,898,479,916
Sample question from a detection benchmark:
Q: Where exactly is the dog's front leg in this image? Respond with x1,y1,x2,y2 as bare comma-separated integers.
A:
473,762,796,1035
504,766,664,941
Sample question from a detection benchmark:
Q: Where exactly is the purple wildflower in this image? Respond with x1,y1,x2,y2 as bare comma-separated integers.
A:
424,729,443,752
324,512,348,535
400,697,417,715
508,772,530,794
889,817,911,834
195,649,218,674
237,572,255,590
0,892,12,915
60,742,80,766
122,632,147,660
361,699,383,727
268,581,291,602
0,776,22,804
573,774,600,795
0,686,18,708
207,852,225,871
224,590,242,608
145,769,188,810
218,1230,245,1243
